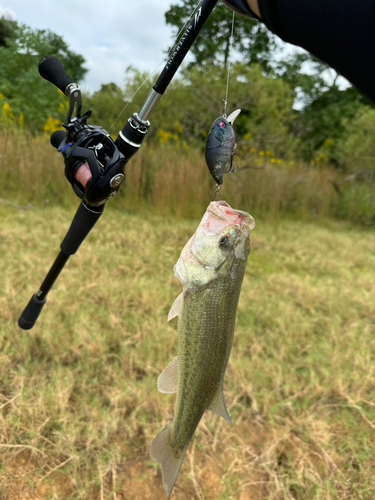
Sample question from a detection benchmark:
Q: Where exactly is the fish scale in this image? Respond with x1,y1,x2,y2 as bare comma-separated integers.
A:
173,262,246,437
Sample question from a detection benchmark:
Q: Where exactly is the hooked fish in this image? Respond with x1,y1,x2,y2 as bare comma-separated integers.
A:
150,200,255,496
205,109,241,185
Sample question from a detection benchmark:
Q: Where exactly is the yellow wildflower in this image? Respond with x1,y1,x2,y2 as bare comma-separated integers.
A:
2,102,14,120
43,115,61,134
156,129,171,144
173,121,183,134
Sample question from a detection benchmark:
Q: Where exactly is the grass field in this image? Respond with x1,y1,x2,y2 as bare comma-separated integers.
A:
0,202,375,500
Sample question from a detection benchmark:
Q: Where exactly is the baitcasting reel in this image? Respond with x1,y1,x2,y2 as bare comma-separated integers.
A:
44,56,150,207
53,122,126,207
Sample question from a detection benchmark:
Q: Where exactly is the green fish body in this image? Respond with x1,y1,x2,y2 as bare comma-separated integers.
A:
150,201,255,496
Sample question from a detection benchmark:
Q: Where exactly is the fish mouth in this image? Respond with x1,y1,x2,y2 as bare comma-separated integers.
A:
205,201,255,232
174,201,254,284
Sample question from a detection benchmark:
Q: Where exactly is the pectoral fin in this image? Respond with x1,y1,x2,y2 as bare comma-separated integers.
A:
157,356,178,394
167,292,183,322
207,384,231,423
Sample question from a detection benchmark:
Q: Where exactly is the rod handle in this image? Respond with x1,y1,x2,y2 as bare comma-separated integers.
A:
38,55,75,94
61,201,104,255
18,294,47,330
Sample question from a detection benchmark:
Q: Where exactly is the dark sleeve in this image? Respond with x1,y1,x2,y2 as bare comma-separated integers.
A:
258,0,375,103
222,0,262,20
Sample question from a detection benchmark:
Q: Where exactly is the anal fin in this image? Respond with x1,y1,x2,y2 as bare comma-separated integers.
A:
207,384,231,423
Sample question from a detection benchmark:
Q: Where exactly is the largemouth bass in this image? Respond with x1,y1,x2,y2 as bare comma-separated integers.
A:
150,200,255,496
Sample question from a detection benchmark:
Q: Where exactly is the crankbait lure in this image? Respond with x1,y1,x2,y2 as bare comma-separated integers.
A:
205,108,241,185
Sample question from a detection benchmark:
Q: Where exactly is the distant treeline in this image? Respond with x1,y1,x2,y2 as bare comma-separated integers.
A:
0,15,374,223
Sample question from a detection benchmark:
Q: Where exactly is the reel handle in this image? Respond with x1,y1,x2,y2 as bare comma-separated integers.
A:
38,55,75,95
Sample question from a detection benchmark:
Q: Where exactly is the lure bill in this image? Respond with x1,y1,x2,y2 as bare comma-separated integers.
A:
205,109,241,185
150,200,255,496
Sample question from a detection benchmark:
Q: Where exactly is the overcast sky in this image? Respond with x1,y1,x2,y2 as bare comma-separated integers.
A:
3,0,178,93
3,0,350,99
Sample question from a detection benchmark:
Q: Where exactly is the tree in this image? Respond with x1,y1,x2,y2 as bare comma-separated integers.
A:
274,50,372,162
165,3,373,163
84,83,127,135
336,107,375,171
165,0,276,71
0,18,87,130
119,63,297,161
0,17,16,47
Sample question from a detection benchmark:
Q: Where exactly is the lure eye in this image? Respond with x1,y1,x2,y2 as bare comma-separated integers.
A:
219,235,230,248
219,121,225,128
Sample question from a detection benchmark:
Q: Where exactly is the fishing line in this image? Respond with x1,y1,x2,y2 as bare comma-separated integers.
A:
222,11,235,118
0,152,36,211
105,64,163,136
0,154,33,187
106,2,202,135
212,11,236,202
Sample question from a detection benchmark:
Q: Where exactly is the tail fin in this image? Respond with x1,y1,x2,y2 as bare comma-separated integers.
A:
149,425,186,497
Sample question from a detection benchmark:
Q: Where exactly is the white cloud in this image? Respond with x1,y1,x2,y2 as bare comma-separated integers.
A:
3,0,176,92
0,6,16,20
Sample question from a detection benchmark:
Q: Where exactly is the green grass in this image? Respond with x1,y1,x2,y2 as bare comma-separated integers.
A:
0,203,375,499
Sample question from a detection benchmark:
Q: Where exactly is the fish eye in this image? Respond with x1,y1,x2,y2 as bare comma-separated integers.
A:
219,235,230,248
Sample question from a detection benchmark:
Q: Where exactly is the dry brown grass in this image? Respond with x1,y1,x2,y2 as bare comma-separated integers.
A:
0,202,374,499
1,129,374,224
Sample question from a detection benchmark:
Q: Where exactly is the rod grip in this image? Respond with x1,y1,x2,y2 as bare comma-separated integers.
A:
60,202,104,255
18,294,47,330
38,55,75,94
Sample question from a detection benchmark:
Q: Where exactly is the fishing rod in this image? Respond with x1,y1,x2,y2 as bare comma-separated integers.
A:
18,0,219,330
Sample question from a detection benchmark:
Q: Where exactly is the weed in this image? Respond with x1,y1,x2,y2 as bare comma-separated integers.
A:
0,201,374,498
